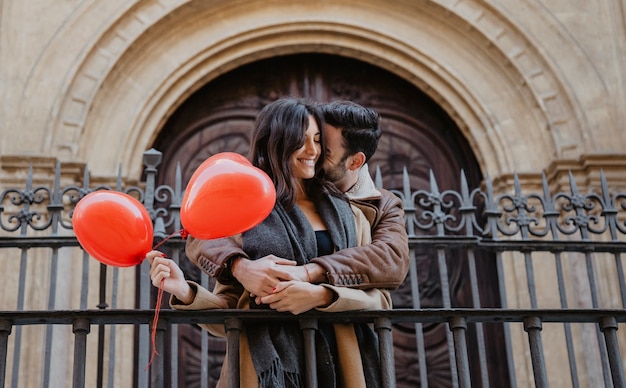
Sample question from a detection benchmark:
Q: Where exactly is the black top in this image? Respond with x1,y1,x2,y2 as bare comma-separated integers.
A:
315,229,341,386
315,230,333,256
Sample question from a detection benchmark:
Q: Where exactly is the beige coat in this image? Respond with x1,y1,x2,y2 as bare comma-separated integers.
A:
171,205,390,387
172,280,391,387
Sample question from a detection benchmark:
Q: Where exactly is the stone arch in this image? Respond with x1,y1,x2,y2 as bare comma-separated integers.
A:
29,0,606,178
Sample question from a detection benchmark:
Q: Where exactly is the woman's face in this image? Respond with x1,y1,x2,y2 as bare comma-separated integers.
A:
289,115,321,181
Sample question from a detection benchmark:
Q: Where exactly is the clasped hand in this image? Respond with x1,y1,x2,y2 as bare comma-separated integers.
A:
255,281,333,315
147,251,334,315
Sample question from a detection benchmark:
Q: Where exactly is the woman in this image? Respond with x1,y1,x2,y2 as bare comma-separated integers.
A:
148,98,389,388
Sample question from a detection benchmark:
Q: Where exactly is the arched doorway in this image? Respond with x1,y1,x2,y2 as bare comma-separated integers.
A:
152,53,505,387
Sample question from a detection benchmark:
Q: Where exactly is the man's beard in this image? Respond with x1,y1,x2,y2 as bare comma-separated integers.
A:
324,160,348,184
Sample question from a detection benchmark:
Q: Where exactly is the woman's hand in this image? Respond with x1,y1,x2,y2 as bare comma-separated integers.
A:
257,281,334,315
146,250,195,305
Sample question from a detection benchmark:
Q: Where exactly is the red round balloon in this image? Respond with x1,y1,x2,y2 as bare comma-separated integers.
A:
181,152,276,239
73,191,154,267
216,151,252,166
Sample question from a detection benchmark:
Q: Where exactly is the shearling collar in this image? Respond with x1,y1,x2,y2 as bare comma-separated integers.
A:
344,164,382,201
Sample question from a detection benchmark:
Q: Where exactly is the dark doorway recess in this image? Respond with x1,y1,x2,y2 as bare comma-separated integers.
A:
151,53,508,387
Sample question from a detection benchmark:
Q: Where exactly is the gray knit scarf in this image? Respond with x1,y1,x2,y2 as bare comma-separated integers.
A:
242,192,382,388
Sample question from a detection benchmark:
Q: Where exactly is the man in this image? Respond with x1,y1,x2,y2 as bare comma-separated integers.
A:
185,101,409,296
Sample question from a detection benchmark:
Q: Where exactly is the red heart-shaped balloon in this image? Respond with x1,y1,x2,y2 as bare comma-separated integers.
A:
181,152,276,239
73,191,154,267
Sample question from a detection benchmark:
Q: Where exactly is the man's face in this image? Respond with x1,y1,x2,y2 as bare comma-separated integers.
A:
323,124,349,184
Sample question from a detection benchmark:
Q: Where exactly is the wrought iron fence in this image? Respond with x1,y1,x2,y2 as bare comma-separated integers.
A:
0,149,625,387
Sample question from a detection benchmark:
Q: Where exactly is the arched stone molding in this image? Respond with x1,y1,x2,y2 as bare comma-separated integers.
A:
13,1,141,156
25,0,610,179
487,0,621,152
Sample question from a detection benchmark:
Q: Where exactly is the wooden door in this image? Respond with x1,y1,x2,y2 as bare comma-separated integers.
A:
152,54,507,387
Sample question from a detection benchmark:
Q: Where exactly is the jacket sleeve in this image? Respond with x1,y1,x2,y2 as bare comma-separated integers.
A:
185,233,249,285
170,280,245,337
310,189,410,290
316,285,392,312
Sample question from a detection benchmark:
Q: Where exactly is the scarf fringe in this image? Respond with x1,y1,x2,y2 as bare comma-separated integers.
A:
258,358,303,388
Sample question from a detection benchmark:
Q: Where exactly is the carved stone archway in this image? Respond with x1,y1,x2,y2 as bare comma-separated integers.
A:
17,1,609,179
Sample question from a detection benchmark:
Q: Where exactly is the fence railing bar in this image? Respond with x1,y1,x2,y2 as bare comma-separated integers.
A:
3,236,625,252
0,237,81,247
43,247,59,387
408,249,428,387
375,317,395,388
12,248,28,388
436,245,459,387
585,252,601,309
138,259,152,388
523,316,547,388
460,173,490,388
107,327,118,388
72,318,90,388
554,251,580,388
48,161,63,235
80,251,89,310
199,326,208,388
585,251,613,387
225,318,242,388
10,326,20,388
449,240,625,252
614,252,626,309
4,308,626,325
599,316,626,388
0,319,12,388
200,270,210,388
449,316,471,388
524,251,538,309
97,263,108,388
466,247,489,388
150,319,167,388
164,249,182,388
495,250,518,388
300,318,318,388
107,265,119,388
15,249,28,308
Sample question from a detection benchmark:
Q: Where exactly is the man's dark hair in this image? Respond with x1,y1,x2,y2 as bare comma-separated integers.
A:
320,101,382,162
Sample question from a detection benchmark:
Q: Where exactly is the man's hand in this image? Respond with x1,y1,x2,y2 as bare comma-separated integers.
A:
231,255,298,296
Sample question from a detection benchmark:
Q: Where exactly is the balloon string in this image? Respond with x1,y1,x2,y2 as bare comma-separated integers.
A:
145,278,165,371
152,228,188,251
145,228,189,371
